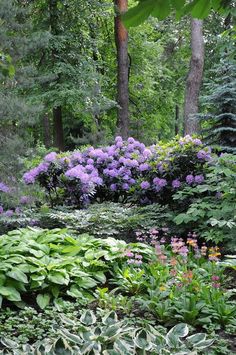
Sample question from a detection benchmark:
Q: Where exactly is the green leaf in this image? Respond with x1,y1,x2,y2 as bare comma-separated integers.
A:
36,293,50,309
152,0,171,20
102,311,118,326
171,0,185,10
187,333,206,344
76,277,97,289
134,329,152,350
80,310,96,325
167,323,189,338
67,285,83,298
191,0,212,18
48,271,70,285
60,329,82,345
122,0,154,28
0,286,21,302
6,269,28,284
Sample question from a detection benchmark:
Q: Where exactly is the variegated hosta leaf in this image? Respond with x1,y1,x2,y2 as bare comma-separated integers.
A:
102,311,118,326
80,310,97,325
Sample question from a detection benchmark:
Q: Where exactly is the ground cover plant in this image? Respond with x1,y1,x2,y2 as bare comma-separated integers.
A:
0,227,235,353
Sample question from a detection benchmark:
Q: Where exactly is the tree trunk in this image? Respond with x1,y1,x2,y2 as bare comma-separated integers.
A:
53,106,64,151
114,0,129,139
42,113,51,148
49,0,64,151
175,105,179,135
184,19,204,135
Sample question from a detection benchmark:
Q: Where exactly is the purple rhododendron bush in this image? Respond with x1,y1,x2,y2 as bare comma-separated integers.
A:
22,135,211,208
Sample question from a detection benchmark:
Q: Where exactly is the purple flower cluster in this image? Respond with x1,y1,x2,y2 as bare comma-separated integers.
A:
22,136,209,206
186,174,204,185
197,148,212,161
0,182,10,193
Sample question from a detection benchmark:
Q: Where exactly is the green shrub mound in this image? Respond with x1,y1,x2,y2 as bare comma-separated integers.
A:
0,227,151,308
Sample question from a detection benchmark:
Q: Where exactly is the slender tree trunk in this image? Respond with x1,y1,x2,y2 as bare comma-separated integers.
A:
49,0,64,151
114,0,129,139
175,105,179,135
42,113,51,148
184,19,204,135
53,106,64,151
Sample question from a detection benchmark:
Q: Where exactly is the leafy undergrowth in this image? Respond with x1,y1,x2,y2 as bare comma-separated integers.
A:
0,227,235,354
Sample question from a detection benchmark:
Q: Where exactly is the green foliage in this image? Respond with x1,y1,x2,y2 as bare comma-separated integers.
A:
43,203,172,241
0,308,214,354
0,227,141,308
173,153,236,249
123,0,233,28
200,57,236,153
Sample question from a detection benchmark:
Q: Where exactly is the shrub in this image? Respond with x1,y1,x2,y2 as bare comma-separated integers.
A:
173,153,236,251
22,136,210,207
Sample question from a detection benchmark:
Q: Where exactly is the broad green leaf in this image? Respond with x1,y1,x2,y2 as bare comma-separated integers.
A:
76,277,97,289
6,269,28,283
67,285,83,298
123,0,154,28
171,0,185,10
48,271,70,285
191,0,212,18
36,293,50,309
152,0,171,20
0,286,21,302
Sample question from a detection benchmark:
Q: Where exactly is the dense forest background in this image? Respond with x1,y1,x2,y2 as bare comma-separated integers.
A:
0,0,235,166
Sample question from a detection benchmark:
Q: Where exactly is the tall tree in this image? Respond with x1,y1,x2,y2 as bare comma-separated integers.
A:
114,0,129,139
184,19,204,135
49,0,64,151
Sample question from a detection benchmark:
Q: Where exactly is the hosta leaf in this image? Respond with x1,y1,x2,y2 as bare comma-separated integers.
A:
0,338,19,349
114,339,135,354
76,277,97,289
48,271,70,285
60,329,82,345
187,333,206,345
36,293,50,309
102,324,122,340
6,269,28,283
166,323,188,347
67,285,83,298
134,329,152,350
80,310,97,325
0,286,21,302
102,311,118,326
194,339,215,349
93,271,106,283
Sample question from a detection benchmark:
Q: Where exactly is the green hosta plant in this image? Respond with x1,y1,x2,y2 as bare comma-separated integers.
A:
0,227,138,308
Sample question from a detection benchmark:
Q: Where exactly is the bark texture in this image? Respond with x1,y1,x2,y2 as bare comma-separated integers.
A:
114,0,129,139
53,106,64,151
184,19,204,135
42,114,51,148
49,0,64,151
